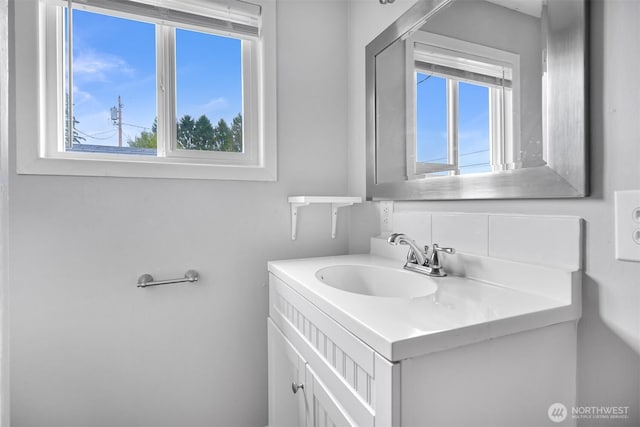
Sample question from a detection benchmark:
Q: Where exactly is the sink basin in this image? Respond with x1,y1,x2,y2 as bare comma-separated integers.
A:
315,264,438,298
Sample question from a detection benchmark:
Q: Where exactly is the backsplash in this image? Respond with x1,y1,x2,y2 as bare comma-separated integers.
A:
382,210,583,271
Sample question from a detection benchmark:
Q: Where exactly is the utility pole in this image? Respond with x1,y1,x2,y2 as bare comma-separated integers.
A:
111,96,123,147
117,95,123,147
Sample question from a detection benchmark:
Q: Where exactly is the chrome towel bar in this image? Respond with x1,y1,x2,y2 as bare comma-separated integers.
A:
137,270,199,288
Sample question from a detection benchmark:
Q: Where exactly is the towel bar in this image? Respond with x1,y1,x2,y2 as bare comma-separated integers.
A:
137,270,199,288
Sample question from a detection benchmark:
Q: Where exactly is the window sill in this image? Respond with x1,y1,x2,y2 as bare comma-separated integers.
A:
16,155,277,181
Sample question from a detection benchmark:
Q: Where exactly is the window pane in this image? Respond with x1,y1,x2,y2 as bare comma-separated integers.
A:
416,73,448,165
176,29,243,152
65,9,157,155
458,81,491,174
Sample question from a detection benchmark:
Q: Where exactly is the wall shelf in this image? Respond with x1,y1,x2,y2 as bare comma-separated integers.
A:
288,196,362,240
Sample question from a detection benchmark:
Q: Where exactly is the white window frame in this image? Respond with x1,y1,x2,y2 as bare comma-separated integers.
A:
405,31,520,179
15,0,277,181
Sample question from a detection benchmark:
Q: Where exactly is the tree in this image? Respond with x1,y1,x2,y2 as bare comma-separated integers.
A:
128,116,157,148
131,113,244,152
128,130,157,148
230,113,242,152
177,115,196,149
214,118,233,151
193,115,214,150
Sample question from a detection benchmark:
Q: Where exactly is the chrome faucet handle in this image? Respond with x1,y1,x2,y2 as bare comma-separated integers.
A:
422,245,430,265
430,244,455,267
433,244,455,254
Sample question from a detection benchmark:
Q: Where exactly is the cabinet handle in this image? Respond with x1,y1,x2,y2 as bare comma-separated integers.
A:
291,382,304,394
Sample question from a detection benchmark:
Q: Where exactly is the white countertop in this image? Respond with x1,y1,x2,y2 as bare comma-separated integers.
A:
268,252,581,361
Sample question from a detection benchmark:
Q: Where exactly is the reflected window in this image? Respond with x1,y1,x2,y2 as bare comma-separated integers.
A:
407,32,519,178
458,81,491,174
416,74,448,166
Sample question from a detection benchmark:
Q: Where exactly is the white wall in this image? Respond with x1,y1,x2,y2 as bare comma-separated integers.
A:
0,0,8,424
8,1,349,426
347,1,640,425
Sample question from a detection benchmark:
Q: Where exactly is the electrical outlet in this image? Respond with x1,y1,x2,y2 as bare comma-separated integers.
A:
615,190,640,262
378,201,394,233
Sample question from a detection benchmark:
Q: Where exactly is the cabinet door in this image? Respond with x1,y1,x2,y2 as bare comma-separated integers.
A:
268,319,308,427
305,365,355,427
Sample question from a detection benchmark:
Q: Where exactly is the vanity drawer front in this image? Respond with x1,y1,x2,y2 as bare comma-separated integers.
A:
269,274,376,427
306,364,356,427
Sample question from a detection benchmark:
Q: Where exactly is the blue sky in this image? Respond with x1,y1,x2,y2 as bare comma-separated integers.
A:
416,73,491,174
68,9,242,146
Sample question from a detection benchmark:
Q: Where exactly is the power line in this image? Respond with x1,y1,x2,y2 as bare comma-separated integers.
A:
459,162,491,169
76,129,116,140
83,128,116,136
422,148,489,163
122,122,150,130
417,74,433,85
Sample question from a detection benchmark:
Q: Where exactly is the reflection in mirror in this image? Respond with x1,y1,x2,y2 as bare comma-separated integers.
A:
408,30,520,178
367,0,587,200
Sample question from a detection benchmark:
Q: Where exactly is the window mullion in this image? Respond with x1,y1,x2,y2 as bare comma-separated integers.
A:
156,24,176,157
44,5,65,156
489,87,506,171
447,79,459,175
66,1,73,150
242,39,257,160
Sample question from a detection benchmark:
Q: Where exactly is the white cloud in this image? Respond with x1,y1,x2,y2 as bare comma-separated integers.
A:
201,97,228,112
72,85,93,106
73,49,135,82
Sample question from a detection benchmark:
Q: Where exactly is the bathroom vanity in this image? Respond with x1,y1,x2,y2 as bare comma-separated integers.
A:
267,238,581,426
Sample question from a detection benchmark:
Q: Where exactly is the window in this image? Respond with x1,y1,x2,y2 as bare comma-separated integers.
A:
406,32,520,179
15,0,276,180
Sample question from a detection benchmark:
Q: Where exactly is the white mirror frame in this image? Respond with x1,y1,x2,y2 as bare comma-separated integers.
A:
366,0,588,200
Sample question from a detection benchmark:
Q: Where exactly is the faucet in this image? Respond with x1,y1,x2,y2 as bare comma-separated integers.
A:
387,233,428,266
387,233,455,277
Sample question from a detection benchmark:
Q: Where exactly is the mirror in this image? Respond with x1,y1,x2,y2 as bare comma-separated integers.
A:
366,0,587,200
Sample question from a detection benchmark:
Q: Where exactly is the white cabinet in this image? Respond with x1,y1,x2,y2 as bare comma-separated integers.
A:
304,365,355,427
268,320,308,427
268,273,398,427
268,271,577,427
268,318,358,427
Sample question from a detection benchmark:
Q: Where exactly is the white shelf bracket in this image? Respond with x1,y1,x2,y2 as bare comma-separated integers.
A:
331,202,355,239
290,202,310,240
288,196,362,240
